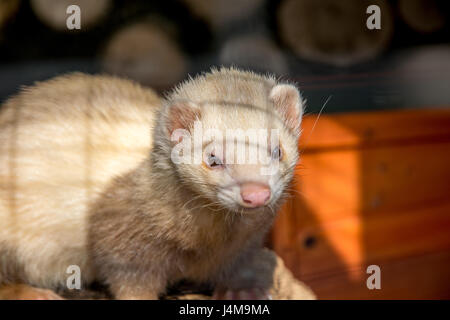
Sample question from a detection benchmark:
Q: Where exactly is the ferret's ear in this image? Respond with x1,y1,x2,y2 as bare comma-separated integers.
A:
269,84,304,133
166,101,201,136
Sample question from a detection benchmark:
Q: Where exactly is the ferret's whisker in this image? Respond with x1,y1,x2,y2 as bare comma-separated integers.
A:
299,95,332,157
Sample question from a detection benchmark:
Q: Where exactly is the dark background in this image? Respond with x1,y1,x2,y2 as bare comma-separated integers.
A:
0,0,449,113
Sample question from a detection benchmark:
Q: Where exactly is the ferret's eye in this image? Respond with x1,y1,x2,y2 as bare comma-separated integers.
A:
206,153,224,168
271,146,282,160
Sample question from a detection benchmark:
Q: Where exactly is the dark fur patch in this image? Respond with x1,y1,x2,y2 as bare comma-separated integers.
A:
0,243,25,285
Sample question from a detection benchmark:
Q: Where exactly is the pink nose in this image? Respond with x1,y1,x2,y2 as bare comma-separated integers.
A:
240,183,271,208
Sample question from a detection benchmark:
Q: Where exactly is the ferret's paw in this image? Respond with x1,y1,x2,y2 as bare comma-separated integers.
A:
0,284,64,300
213,289,272,300
17,287,64,300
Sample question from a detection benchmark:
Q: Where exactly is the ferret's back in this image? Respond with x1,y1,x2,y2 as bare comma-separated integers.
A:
0,74,160,287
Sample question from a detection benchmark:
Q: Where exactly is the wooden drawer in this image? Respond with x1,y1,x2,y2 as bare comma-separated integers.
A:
270,109,450,299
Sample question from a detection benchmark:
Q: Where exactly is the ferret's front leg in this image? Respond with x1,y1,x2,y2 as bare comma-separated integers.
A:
105,269,167,300
213,248,278,300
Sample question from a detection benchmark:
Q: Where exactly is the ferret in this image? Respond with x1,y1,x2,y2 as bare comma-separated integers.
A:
0,67,304,300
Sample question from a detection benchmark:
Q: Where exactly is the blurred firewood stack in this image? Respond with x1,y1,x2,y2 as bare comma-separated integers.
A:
30,0,111,31
182,0,288,75
101,18,188,91
0,0,449,90
276,0,394,66
398,0,447,34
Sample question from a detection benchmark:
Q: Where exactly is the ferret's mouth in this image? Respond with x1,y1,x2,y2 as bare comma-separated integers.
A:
233,203,272,214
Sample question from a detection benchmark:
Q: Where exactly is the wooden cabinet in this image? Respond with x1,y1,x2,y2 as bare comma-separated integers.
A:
270,109,450,299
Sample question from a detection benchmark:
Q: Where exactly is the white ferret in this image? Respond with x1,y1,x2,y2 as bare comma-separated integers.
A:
0,67,304,299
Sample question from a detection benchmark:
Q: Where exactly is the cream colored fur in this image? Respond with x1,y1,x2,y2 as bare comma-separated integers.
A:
0,74,160,288
0,68,308,299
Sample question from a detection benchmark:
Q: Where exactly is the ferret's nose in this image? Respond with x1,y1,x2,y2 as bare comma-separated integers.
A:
240,183,271,208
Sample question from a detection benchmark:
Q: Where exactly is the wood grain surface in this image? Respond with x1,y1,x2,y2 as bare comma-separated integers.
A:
271,108,450,299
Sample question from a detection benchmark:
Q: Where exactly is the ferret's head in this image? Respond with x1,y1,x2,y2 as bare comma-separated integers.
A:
156,68,304,214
